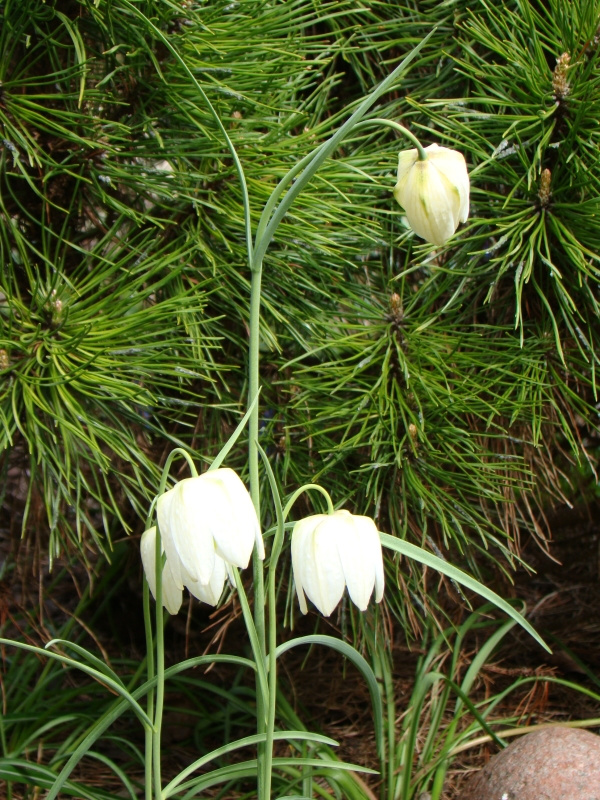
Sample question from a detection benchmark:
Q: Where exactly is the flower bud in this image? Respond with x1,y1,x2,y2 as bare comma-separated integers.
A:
291,509,384,617
393,143,469,246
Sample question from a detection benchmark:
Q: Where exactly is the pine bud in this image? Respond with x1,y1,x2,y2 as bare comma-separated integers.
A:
552,53,570,101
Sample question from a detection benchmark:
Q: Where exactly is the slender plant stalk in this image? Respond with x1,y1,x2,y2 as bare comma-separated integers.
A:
354,118,427,159
153,532,165,800
143,580,155,800
150,448,198,798
379,647,396,800
119,0,254,267
257,441,286,800
229,570,268,705
248,263,268,799
244,38,432,799
263,567,278,800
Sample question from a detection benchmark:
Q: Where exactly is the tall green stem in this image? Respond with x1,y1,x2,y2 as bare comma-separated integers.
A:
263,567,278,800
248,262,268,799
152,537,165,800
148,454,192,800
142,581,155,800
256,442,286,800
248,264,263,525
245,91,429,800
120,0,254,268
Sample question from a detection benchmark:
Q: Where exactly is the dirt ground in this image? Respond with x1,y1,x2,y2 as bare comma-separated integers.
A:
2,498,600,799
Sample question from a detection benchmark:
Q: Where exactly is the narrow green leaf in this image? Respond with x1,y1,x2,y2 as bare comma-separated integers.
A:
379,533,550,653
275,634,384,758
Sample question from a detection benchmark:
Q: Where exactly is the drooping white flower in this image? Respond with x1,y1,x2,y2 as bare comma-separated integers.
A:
140,526,183,616
291,509,385,617
156,467,264,589
393,143,469,246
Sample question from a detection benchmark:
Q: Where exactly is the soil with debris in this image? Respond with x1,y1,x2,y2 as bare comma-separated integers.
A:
1,500,600,799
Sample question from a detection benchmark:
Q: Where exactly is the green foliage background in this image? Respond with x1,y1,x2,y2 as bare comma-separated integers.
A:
1,0,598,604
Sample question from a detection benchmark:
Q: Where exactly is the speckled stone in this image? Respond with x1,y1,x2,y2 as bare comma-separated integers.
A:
463,726,600,800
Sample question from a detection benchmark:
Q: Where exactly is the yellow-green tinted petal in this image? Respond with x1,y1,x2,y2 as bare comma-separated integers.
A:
395,160,457,245
394,143,470,245
426,145,470,222
396,148,419,186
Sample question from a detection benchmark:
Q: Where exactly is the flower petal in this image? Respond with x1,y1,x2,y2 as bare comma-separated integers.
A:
396,148,419,186
171,478,216,584
293,514,346,616
140,526,183,615
291,515,321,614
351,514,384,605
310,521,346,617
426,145,470,222
334,512,376,611
162,557,184,615
156,485,184,588
394,143,470,245
205,468,262,568
140,526,158,599
185,555,227,606
395,160,457,245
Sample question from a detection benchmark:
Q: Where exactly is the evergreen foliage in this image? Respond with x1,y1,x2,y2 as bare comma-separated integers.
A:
2,2,600,797
1,0,598,596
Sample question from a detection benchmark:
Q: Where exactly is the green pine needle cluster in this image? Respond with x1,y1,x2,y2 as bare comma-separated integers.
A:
1,0,598,604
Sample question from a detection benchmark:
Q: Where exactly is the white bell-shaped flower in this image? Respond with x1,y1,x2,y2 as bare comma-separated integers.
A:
393,143,469,246
140,526,183,616
291,509,385,617
156,467,264,590
141,525,230,612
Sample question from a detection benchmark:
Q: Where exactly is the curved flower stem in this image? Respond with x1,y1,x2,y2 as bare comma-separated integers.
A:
162,447,198,480
282,484,336,521
353,118,427,160
255,118,425,257
251,30,433,269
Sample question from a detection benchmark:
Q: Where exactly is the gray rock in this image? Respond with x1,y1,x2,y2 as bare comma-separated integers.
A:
463,726,600,800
